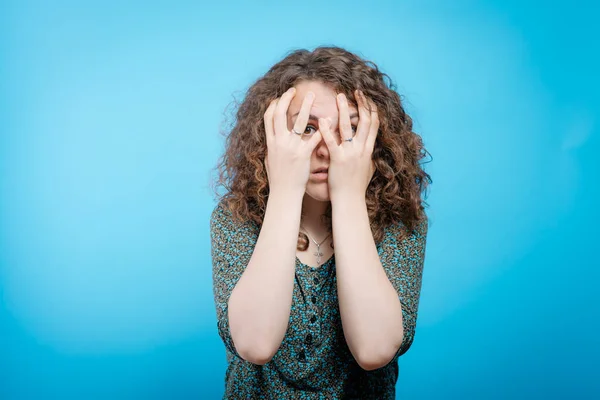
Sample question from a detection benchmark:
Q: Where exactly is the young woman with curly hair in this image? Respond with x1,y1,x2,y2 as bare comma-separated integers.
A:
210,46,431,399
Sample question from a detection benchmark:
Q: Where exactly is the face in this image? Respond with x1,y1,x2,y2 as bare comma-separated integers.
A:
286,80,359,202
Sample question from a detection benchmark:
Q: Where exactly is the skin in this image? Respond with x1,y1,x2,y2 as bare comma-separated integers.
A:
287,80,358,264
228,80,404,370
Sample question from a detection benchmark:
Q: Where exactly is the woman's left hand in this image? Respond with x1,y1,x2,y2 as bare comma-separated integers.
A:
319,90,380,201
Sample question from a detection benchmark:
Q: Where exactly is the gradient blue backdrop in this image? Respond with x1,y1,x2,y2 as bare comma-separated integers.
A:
1,0,598,399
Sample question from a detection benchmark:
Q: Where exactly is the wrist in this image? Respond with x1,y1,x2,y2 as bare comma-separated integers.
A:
267,187,305,207
329,189,366,205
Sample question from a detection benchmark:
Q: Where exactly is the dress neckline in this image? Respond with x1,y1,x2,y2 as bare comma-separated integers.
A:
295,253,335,270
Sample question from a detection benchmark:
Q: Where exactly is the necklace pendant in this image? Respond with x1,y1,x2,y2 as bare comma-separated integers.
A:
300,225,331,267
315,247,323,266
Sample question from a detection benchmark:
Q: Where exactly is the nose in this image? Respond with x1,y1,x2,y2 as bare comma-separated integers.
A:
315,127,337,159
315,131,330,158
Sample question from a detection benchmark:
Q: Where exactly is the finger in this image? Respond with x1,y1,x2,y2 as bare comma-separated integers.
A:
306,129,323,150
365,98,380,152
355,90,371,144
318,117,338,153
336,93,353,142
274,87,296,135
292,91,315,136
263,99,278,143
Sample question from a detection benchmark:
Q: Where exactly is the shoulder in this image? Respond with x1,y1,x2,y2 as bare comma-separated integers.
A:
383,214,429,244
210,198,259,243
210,198,231,224
210,198,241,230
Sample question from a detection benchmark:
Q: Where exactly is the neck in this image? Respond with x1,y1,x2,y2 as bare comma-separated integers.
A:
301,194,330,236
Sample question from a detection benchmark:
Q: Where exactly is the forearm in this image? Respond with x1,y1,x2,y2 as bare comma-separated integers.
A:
332,195,404,370
228,189,303,363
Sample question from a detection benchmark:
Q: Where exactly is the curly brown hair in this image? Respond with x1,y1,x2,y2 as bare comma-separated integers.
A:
211,46,431,250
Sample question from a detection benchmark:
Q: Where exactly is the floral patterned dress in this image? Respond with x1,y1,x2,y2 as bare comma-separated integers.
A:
210,200,428,399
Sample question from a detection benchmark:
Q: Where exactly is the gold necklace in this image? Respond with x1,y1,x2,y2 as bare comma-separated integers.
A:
300,226,331,266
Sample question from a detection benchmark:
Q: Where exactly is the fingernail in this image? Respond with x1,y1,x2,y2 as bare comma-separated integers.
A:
306,92,314,100
289,87,296,93
338,93,345,101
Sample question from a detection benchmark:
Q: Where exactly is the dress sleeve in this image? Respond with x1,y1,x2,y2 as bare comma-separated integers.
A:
377,217,428,358
210,200,259,359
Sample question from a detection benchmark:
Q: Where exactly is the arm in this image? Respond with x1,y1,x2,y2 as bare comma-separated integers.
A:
212,87,323,365
319,90,427,370
332,196,427,370
211,190,303,365
228,190,303,364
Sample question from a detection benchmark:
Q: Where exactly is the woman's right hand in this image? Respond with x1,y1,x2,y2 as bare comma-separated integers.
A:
263,87,322,196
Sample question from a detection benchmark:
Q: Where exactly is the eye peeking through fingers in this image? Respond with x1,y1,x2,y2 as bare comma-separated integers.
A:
304,124,317,135
345,124,358,137
301,124,357,139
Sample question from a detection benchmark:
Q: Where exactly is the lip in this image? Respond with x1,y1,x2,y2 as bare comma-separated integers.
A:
311,171,328,181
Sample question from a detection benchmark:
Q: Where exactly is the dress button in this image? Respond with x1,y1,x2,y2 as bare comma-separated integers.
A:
314,277,319,284
311,296,317,304
305,333,313,344
298,350,306,361
310,315,317,323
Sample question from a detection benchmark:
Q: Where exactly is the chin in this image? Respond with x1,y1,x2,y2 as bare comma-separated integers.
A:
305,183,330,202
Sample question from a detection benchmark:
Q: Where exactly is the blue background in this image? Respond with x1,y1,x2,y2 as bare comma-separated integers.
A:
1,0,598,398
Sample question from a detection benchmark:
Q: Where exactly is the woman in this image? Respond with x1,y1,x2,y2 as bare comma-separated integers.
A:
210,46,431,399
